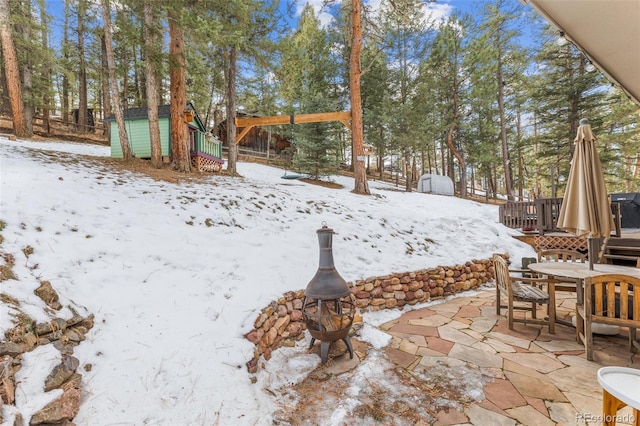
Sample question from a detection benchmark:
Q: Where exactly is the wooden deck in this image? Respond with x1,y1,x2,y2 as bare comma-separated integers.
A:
499,198,622,237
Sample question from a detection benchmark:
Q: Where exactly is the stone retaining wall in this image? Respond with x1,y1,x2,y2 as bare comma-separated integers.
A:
245,257,496,373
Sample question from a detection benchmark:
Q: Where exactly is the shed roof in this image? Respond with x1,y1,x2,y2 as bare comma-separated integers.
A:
104,105,171,122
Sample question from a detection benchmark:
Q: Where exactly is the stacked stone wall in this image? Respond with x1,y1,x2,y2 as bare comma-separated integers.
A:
245,257,495,373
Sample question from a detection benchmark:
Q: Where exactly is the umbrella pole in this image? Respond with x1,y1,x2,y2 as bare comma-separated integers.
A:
587,237,605,270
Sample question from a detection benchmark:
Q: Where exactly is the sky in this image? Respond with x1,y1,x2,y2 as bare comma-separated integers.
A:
0,136,537,425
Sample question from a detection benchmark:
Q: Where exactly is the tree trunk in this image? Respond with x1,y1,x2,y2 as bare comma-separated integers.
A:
0,0,29,137
226,46,238,175
447,90,466,198
40,2,51,135
497,53,513,201
143,1,162,168
16,0,33,136
78,0,88,133
62,0,70,125
349,0,370,195
404,149,412,192
101,0,131,161
100,35,111,138
168,7,190,172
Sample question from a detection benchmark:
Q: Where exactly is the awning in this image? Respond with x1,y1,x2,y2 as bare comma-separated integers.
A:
521,0,640,105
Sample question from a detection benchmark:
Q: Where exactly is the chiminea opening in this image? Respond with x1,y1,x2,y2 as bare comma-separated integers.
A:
302,223,355,363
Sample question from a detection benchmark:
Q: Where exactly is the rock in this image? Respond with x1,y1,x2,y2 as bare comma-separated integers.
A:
52,341,74,355
246,358,258,374
61,373,82,390
29,387,81,425
290,309,303,322
0,343,22,357
274,315,290,334
276,305,287,317
64,330,83,343
245,329,264,345
44,355,80,392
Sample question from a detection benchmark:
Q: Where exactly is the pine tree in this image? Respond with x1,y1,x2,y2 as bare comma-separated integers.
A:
377,0,430,192
278,4,343,179
142,0,163,168
0,0,29,137
101,0,131,160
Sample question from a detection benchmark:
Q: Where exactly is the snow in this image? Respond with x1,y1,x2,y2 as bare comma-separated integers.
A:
0,136,536,425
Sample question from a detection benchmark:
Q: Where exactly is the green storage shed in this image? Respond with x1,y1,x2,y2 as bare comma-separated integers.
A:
107,103,223,171
108,105,171,159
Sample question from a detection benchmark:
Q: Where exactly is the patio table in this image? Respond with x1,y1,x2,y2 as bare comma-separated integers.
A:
597,366,640,426
528,262,640,307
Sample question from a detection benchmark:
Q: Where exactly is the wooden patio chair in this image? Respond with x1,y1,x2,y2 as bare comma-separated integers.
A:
536,249,586,293
576,274,640,361
492,254,556,333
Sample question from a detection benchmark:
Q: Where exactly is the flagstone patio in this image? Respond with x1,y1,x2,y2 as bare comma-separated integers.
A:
379,289,640,425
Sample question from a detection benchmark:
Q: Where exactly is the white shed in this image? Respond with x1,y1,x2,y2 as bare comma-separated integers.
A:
417,174,454,196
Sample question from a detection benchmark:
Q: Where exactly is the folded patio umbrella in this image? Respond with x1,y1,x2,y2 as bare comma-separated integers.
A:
557,118,614,269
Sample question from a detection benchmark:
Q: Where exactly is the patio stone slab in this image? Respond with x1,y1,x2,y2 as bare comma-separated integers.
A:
398,338,419,355
406,334,427,347
563,391,603,421
425,336,454,355
505,405,556,426
455,305,481,318
483,378,527,409
388,323,439,337
524,396,549,417
547,366,603,397
546,401,579,425
484,337,517,353
471,341,498,355
438,326,479,347
408,314,451,327
460,327,485,342
502,359,552,383
433,407,468,426
416,346,446,358
383,347,418,368
447,319,471,330
396,308,435,321
430,303,462,316
501,352,565,374
469,316,497,333
491,320,542,341
486,331,532,349
448,343,503,369
534,339,585,352
465,404,516,426
504,371,567,402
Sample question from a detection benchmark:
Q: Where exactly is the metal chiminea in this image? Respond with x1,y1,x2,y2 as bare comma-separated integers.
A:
302,223,355,363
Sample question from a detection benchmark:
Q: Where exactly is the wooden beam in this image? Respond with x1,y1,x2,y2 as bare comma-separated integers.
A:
234,111,352,144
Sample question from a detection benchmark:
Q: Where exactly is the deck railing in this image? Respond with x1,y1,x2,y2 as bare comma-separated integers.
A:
499,198,563,234
499,198,621,236
190,130,222,160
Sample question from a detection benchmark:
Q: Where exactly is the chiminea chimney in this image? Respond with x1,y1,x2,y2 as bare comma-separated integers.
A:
302,223,355,363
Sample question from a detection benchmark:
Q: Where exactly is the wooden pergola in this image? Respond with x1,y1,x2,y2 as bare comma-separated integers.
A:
234,111,352,144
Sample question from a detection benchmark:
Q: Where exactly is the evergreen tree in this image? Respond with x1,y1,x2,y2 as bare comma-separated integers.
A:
530,25,609,196
278,4,343,179
473,0,528,200
422,14,471,197
377,0,430,192
0,0,29,137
